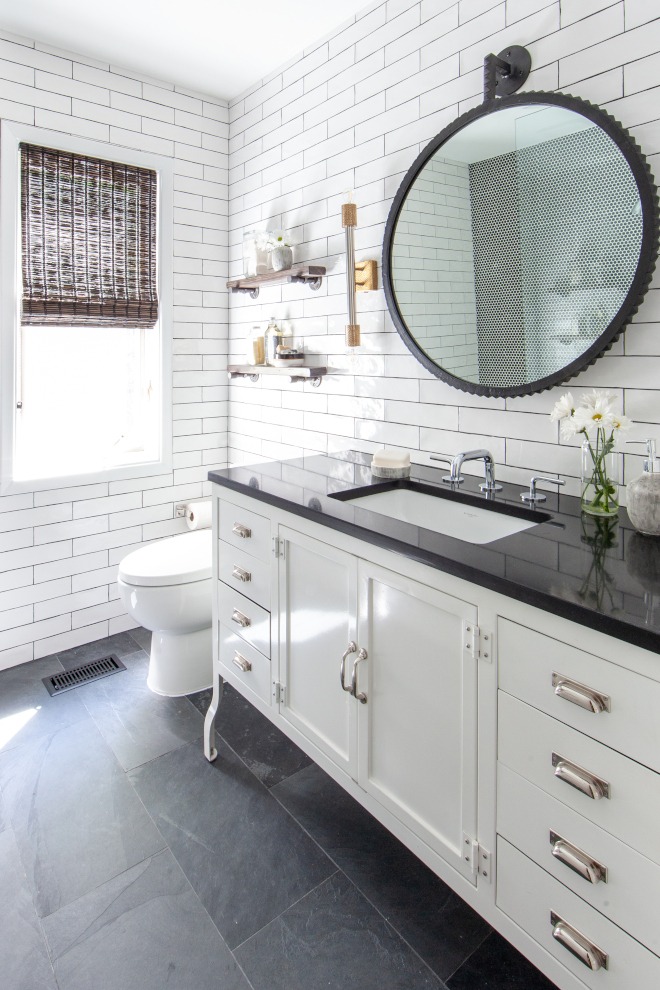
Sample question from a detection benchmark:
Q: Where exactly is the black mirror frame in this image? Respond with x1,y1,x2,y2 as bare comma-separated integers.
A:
382,91,659,398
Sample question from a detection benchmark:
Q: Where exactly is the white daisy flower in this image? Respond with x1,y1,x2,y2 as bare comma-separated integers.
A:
549,392,575,422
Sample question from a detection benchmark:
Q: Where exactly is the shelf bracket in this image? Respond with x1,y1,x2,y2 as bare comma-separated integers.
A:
231,286,259,299
288,275,323,290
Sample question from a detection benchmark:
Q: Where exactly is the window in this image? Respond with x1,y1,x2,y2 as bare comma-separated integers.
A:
0,123,172,492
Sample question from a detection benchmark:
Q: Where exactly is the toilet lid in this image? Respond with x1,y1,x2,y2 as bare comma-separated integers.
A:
118,530,212,587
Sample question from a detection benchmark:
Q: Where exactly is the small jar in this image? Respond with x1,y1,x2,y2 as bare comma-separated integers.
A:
264,320,292,365
246,326,265,366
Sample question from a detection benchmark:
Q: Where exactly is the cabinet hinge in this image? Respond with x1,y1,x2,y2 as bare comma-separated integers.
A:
272,536,285,558
463,623,492,661
273,681,285,705
463,622,480,659
463,834,492,882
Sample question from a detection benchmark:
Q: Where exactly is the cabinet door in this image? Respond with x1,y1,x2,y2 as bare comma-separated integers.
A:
278,526,358,779
357,560,479,882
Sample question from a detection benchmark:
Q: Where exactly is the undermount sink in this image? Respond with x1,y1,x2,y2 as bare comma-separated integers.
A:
330,481,551,545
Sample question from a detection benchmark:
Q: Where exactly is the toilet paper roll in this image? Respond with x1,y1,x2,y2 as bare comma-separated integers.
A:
185,500,212,530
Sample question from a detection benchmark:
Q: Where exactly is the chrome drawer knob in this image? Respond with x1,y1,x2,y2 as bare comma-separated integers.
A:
232,652,252,673
552,672,610,713
232,523,251,538
552,753,610,800
232,565,251,582
231,608,250,628
551,913,608,971
549,831,607,884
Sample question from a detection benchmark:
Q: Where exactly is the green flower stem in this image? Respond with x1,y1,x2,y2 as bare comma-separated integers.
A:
582,427,618,515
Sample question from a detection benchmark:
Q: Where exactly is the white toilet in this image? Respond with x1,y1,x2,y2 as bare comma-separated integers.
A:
117,529,213,696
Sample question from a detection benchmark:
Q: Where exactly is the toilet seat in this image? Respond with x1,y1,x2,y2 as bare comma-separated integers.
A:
118,530,212,587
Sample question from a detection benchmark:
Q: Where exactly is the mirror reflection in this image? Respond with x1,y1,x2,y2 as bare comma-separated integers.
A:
390,104,643,388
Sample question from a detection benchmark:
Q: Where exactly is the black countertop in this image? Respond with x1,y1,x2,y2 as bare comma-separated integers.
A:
209,451,660,656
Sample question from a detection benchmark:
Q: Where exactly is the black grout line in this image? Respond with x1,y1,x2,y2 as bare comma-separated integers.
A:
230,869,342,955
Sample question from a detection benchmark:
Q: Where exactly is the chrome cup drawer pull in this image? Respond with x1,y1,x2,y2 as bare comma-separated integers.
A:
232,652,252,673
551,912,608,971
232,565,251,583
232,523,251,539
549,831,607,884
231,608,250,628
552,753,610,800
552,672,610,713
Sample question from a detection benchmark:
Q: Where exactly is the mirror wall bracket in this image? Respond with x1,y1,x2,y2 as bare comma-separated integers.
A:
483,45,531,100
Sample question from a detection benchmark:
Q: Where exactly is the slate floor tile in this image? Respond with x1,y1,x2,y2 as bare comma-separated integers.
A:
78,654,203,770
129,738,334,949
0,828,57,990
128,626,152,653
446,931,558,989
56,631,144,670
235,871,443,990
188,681,313,787
0,655,88,754
42,848,250,990
0,718,165,918
272,763,491,981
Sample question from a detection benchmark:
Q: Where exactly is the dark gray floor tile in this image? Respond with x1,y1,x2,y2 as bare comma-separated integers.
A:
0,718,165,918
446,931,558,989
42,849,250,990
188,682,313,787
78,655,203,770
128,626,152,653
235,871,443,990
0,655,88,754
272,763,491,981
56,631,144,669
129,739,334,949
0,828,57,990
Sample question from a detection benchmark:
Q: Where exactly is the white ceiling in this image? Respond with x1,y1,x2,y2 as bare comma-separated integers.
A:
0,0,370,101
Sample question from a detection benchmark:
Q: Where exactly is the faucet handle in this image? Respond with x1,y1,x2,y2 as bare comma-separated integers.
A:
521,476,565,504
430,454,462,486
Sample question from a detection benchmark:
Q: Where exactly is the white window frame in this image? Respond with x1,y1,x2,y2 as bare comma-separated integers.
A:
0,120,173,495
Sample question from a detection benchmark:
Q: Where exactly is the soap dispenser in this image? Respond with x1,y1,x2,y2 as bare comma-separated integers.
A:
626,439,660,536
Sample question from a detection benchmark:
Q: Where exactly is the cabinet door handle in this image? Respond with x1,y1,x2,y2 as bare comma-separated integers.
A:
550,913,608,971
341,642,357,692
232,565,251,583
232,523,251,539
351,649,368,704
552,753,610,800
231,608,250,628
552,672,610,713
232,652,252,673
550,831,607,884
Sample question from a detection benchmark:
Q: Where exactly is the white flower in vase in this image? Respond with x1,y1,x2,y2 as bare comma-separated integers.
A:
549,392,575,422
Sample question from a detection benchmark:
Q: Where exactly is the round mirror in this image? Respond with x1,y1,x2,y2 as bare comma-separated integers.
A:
383,93,658,397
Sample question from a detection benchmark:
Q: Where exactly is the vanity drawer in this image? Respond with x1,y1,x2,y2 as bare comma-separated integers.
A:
497,762,660,954
497,838,660,988
217,583,270,659
218,623,271,707
218,500,270,562
218,540,270,610
499,618,660,773
498,692,660,865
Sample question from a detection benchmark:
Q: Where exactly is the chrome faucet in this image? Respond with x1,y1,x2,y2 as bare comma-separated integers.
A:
431,449,503,492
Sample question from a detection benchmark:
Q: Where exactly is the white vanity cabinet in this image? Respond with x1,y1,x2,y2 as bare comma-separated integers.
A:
208,484,660,990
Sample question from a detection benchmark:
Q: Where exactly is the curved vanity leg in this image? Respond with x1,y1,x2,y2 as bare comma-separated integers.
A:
203,671,223,762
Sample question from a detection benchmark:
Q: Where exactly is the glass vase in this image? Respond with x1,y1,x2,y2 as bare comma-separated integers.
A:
581,429,620,517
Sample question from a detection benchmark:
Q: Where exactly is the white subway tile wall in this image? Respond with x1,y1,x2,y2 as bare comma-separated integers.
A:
226,0,660,507
2,0,660,669
0,34,228,669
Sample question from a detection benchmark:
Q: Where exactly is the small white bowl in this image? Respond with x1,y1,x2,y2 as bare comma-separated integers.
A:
273,357,304,367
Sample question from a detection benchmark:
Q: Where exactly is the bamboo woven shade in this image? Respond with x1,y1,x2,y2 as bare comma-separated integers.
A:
21,143,158,327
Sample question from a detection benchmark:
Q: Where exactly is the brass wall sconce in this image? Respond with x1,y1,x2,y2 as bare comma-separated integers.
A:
342,195,378,348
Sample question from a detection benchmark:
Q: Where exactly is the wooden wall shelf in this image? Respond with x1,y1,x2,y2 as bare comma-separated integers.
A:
227,266,326,299
228,364,326,387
